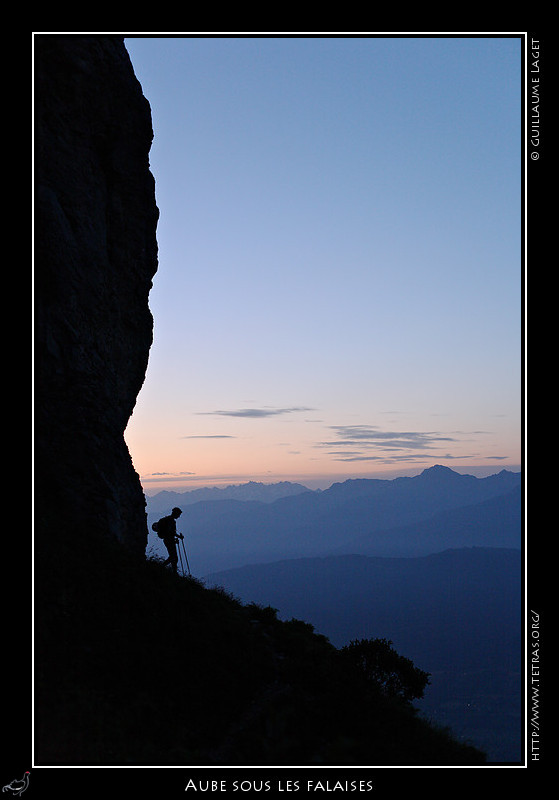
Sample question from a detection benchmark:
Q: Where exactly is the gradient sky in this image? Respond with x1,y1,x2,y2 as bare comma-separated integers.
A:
122,35,523,493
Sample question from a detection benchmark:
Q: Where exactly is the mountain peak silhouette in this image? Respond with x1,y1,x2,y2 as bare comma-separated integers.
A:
419,465,463,479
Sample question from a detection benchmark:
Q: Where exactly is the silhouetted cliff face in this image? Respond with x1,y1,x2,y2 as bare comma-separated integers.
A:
34,36,158,553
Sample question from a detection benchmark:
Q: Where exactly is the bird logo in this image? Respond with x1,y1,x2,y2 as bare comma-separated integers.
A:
2,772,30,796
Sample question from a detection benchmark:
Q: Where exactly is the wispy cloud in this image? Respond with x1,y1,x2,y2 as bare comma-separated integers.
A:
331,454,433,463
320,425,456,451
315,424,493,464
181,435,236,439
199,406,315,418
147,471,196,477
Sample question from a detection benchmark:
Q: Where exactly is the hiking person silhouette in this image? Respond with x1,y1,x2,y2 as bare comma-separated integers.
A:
157,506,183,572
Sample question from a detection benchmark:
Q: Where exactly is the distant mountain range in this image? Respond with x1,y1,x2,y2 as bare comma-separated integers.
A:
146,480,311,515
205,546,523,763
334,484,521,557
146,466,522,575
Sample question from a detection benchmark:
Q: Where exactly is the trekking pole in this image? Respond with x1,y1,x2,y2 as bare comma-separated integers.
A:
179,535,191,576
176,536,185,576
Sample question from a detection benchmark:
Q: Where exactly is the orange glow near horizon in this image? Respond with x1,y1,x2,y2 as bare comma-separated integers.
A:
125,414,521,495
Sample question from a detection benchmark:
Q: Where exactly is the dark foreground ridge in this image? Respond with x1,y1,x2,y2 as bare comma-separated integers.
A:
35,523,485,766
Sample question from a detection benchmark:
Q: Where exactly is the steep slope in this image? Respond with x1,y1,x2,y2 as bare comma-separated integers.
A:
205,548,523,762
205,548,522,666
34,528,486,766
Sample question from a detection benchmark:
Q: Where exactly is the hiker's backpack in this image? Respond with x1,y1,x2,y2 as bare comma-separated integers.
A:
152,515,173,539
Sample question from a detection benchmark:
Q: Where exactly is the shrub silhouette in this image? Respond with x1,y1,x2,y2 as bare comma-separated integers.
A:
340,637,430,703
